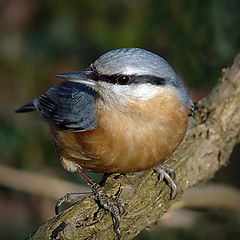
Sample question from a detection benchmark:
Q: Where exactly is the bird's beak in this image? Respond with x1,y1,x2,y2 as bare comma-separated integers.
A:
55,71,96,87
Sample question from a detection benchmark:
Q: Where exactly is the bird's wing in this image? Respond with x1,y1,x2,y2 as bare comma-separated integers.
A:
36,81,97,131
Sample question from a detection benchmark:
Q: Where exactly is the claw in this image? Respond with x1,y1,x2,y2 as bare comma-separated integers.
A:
154,164,178,199
117,200,125,215
92,183,124,239
55,192,92,215
55,168,124,239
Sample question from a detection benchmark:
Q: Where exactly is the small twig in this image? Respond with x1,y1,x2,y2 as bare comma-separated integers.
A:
182,184,240,211
0,164,89,200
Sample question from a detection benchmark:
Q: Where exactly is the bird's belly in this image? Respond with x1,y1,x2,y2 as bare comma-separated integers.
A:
50,96,189,173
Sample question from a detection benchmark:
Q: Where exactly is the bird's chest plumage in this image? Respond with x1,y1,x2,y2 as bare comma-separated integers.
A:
50,89,189,173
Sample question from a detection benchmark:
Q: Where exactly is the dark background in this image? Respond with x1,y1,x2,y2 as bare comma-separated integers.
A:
0,0,240,239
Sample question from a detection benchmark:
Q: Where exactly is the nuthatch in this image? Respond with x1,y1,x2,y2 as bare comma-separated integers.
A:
16,48,193,239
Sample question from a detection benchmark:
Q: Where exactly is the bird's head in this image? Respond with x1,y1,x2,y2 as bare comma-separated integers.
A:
56,48,191,110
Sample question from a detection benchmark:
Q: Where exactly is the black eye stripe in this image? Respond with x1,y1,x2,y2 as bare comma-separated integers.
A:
132,75,166,86
87,71,117,84
87,71,167,86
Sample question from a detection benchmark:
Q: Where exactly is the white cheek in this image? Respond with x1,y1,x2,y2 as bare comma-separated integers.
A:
131,85,162,100
111,84,162,101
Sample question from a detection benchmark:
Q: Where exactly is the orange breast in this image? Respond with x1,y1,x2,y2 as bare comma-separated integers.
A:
50,87,189,173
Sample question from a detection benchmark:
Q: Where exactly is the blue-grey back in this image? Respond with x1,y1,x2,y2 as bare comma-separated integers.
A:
35,81,97,131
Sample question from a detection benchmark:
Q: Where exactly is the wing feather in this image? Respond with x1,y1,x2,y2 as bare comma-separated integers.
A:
36,81,97,131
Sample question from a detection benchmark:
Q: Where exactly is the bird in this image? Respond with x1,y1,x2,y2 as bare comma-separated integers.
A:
15,48,194,239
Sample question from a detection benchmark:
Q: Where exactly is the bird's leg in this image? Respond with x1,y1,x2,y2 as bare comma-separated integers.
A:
55,167,124,239
154,164,178,199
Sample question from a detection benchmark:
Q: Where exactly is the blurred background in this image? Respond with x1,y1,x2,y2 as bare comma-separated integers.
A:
0,0,240,239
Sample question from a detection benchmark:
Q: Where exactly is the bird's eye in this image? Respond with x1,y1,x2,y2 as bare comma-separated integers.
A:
116,75,130,85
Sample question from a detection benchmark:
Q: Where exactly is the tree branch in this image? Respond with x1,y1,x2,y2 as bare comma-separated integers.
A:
28,53,240,240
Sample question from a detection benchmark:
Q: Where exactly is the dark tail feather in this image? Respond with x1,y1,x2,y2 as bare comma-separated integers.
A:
15,102,36,113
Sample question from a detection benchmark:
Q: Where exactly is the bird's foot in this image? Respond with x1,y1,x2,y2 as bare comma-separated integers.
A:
55,192,92,215
91,183,125,239
154,164,178,199
55,168,124,239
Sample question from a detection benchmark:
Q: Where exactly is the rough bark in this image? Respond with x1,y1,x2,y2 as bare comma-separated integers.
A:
28,53,240,240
